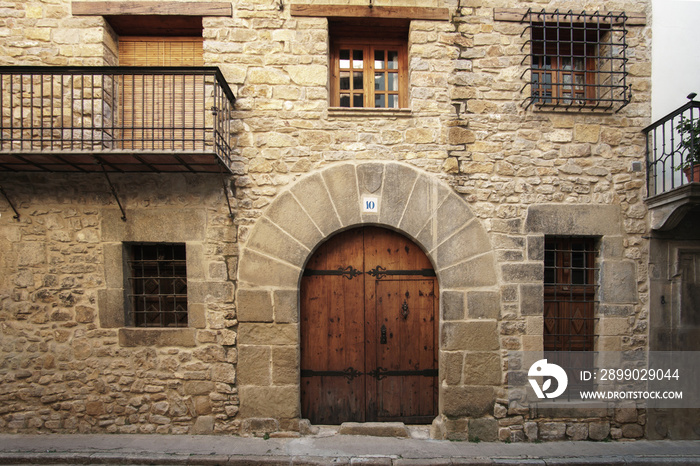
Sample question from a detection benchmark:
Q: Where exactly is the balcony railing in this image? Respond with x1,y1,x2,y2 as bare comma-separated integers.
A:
644,99,700,198
0,66,236,173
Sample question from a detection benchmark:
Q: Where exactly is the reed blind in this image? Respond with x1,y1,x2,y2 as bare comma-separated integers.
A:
118,37,206,152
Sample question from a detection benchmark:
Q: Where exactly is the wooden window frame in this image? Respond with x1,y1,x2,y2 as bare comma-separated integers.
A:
330,39,408,109
530,25,601,107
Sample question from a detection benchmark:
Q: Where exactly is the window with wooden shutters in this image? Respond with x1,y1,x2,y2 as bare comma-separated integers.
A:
329,19,409,109
119,37,206,151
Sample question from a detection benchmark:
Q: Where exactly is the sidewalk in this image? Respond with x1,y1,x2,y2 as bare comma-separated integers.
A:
1,433,700,465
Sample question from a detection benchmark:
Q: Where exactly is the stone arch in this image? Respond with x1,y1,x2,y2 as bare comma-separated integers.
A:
235,161,499,431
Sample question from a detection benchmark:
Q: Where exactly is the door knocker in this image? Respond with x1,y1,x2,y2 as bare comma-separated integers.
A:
401,300,409,319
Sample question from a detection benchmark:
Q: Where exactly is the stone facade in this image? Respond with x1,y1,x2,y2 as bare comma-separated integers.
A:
0,0,656,440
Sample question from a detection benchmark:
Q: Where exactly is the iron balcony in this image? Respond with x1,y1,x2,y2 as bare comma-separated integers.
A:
0,66,236,173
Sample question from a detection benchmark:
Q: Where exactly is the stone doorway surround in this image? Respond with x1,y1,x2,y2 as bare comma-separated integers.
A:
236,161,499,437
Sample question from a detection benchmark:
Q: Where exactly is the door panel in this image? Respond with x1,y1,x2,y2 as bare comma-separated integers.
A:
301,227,438,425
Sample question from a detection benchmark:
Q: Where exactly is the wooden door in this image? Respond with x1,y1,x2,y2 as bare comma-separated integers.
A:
301,227,438,425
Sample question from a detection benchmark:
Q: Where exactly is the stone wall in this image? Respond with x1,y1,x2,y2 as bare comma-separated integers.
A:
0,0,653,440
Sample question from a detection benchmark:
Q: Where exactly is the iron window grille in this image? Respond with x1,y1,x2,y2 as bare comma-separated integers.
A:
520,9,631,112
127,243,188,328
544,237,599,352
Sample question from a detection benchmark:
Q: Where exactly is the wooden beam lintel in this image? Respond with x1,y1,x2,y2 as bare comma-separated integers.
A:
72,1,233,17
290,4,450,21
494,8,646,26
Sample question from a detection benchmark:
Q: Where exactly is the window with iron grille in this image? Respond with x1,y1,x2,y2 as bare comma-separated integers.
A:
544,237,598,352
127,244,188,328
521,10,631,112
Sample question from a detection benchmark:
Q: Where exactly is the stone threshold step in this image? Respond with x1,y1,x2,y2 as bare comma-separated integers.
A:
338,422,411,438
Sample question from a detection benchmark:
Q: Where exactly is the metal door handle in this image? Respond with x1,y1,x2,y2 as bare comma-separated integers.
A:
380,324,387,344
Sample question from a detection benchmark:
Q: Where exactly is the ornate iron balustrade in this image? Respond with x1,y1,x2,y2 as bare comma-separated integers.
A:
644,98,700,197
0,66,236,173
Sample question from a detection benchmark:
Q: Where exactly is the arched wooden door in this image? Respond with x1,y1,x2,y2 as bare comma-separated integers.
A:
301,227,438,424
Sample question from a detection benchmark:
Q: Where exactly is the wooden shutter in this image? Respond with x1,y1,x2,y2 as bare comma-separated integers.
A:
119,38,205,153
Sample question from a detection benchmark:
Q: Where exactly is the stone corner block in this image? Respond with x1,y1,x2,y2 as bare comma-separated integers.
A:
239,385,300,419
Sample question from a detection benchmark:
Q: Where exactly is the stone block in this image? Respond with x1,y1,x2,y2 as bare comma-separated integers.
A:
588,421,610,440
191,415,215,434
339,422,410,437
442,321,499,351
118,328,196,347
463,352,501,385
183,381,216,396
439,253,498,289
466,290,500,320
321,164,361,227
211,363,236,384
272,346,298,385
527,235,544,261
600,261,638,304
241,417,279,435
539,422,566,440
441,291,465,321
102,209,206,243
435,220,491,269
238,249,301,288
525,204,621,236
97,288,126,328
238,323,298,346
520,284,544,316
245,218,310,268
263,191,324,250
378,163,418,227
239,385,300,419
432,193,476,246
468,418,498,442
441,351,463,385
501,263,543,283
274,289,298,323
399,174,450,239
440,385,494,417
566,423,589,440
290,173,342,236
237,289,273,323
524,421,538,441
615,404,638,423
237,346,271,386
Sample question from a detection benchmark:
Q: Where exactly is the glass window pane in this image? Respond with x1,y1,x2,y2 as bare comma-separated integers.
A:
563,74,572,84
374,50,385,69
353,71,363,90
388,73,398,91
353,50,363,69
339,71,350,90
340,94,350,107
339,50,350,69
353,93,363,107
375,94,385,108
574,58,585,70
387,51,398,69
562,57,572,70
375,72,385,91
388,94,398,108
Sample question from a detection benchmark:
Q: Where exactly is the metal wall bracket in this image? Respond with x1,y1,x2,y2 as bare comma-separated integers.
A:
0,185,20,221
96,158,126,222
219,163,235,220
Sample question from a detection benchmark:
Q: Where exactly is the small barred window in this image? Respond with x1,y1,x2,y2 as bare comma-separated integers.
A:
521,10,631,112
127,244,188,328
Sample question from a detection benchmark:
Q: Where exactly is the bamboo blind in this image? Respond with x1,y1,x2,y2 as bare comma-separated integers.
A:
119,37,206,152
